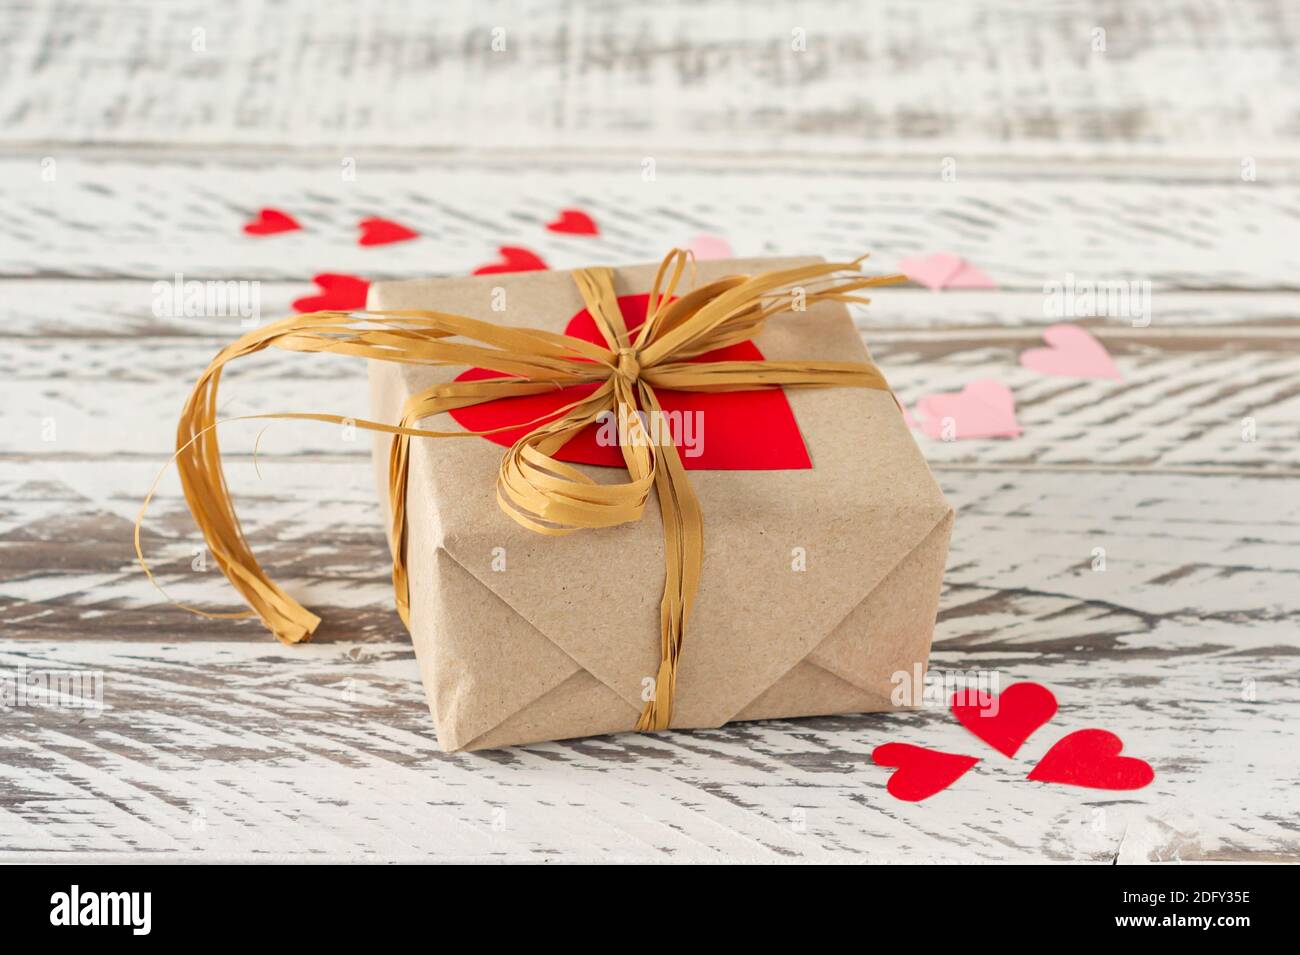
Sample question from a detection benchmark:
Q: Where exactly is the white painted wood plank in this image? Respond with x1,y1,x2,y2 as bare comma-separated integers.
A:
2,0,1298,155
0,639,1293,861
3,155,1298,288
5,331,1296,471
4,280,1298,339
889,341,1300,473
4,459,1295,651
5,437,1295,859
3,0,1297,866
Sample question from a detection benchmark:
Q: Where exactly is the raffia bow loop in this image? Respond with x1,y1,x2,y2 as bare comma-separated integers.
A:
138,250,906,732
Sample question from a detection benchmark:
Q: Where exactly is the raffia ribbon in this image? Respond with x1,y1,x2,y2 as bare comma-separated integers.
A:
137,251,904,731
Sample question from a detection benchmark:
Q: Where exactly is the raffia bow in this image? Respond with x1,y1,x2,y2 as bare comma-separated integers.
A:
137,251,904,731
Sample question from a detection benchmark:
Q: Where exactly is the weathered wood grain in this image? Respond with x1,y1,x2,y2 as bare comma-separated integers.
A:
0,638,1293,862
2,0,1298,153
3,458,1297,860
2,155,1298,288
3,256,1297,864
5,458,1296,647
4,330,1296,472
4,383,1297,862
2,0,1298,861
4,280,1299,339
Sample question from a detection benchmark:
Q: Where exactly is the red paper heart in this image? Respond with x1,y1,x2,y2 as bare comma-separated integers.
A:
951,682,1057,758
545,208,599,235
358,216,419,246
449,294,811,469
243,208,301,236
471,246,550,275
1027,729,1154,790
292,273,370,313
872,743,980,802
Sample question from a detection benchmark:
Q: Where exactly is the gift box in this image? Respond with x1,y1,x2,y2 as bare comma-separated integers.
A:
365,257,953,751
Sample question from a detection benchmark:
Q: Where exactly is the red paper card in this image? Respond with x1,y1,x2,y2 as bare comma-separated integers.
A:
449,294,812,469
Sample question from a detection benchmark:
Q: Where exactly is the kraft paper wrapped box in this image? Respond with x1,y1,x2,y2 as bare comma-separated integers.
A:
367,257,953,752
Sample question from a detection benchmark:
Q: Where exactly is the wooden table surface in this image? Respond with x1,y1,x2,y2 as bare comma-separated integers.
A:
1,0,1297,863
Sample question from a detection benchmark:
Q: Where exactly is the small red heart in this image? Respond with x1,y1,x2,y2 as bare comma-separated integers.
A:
448,293,812,470
951,682,1057,758
873,743,980,802
1028,729,1154,790
357,216,419,246
243,208,301,236
471,246,550,275
292,273,370,313
545,208,599,235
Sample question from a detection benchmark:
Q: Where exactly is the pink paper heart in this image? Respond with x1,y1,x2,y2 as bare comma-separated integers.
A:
946,262,997,289
899,253,996,291
916,379,1021,440
899,253,962,291
1019,324,1121,380
687,233,734,260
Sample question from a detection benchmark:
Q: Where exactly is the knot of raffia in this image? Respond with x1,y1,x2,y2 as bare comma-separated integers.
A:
141,249,905,733
615,347,641,385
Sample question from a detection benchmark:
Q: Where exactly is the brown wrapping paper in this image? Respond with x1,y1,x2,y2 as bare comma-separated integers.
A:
367,257,953,751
